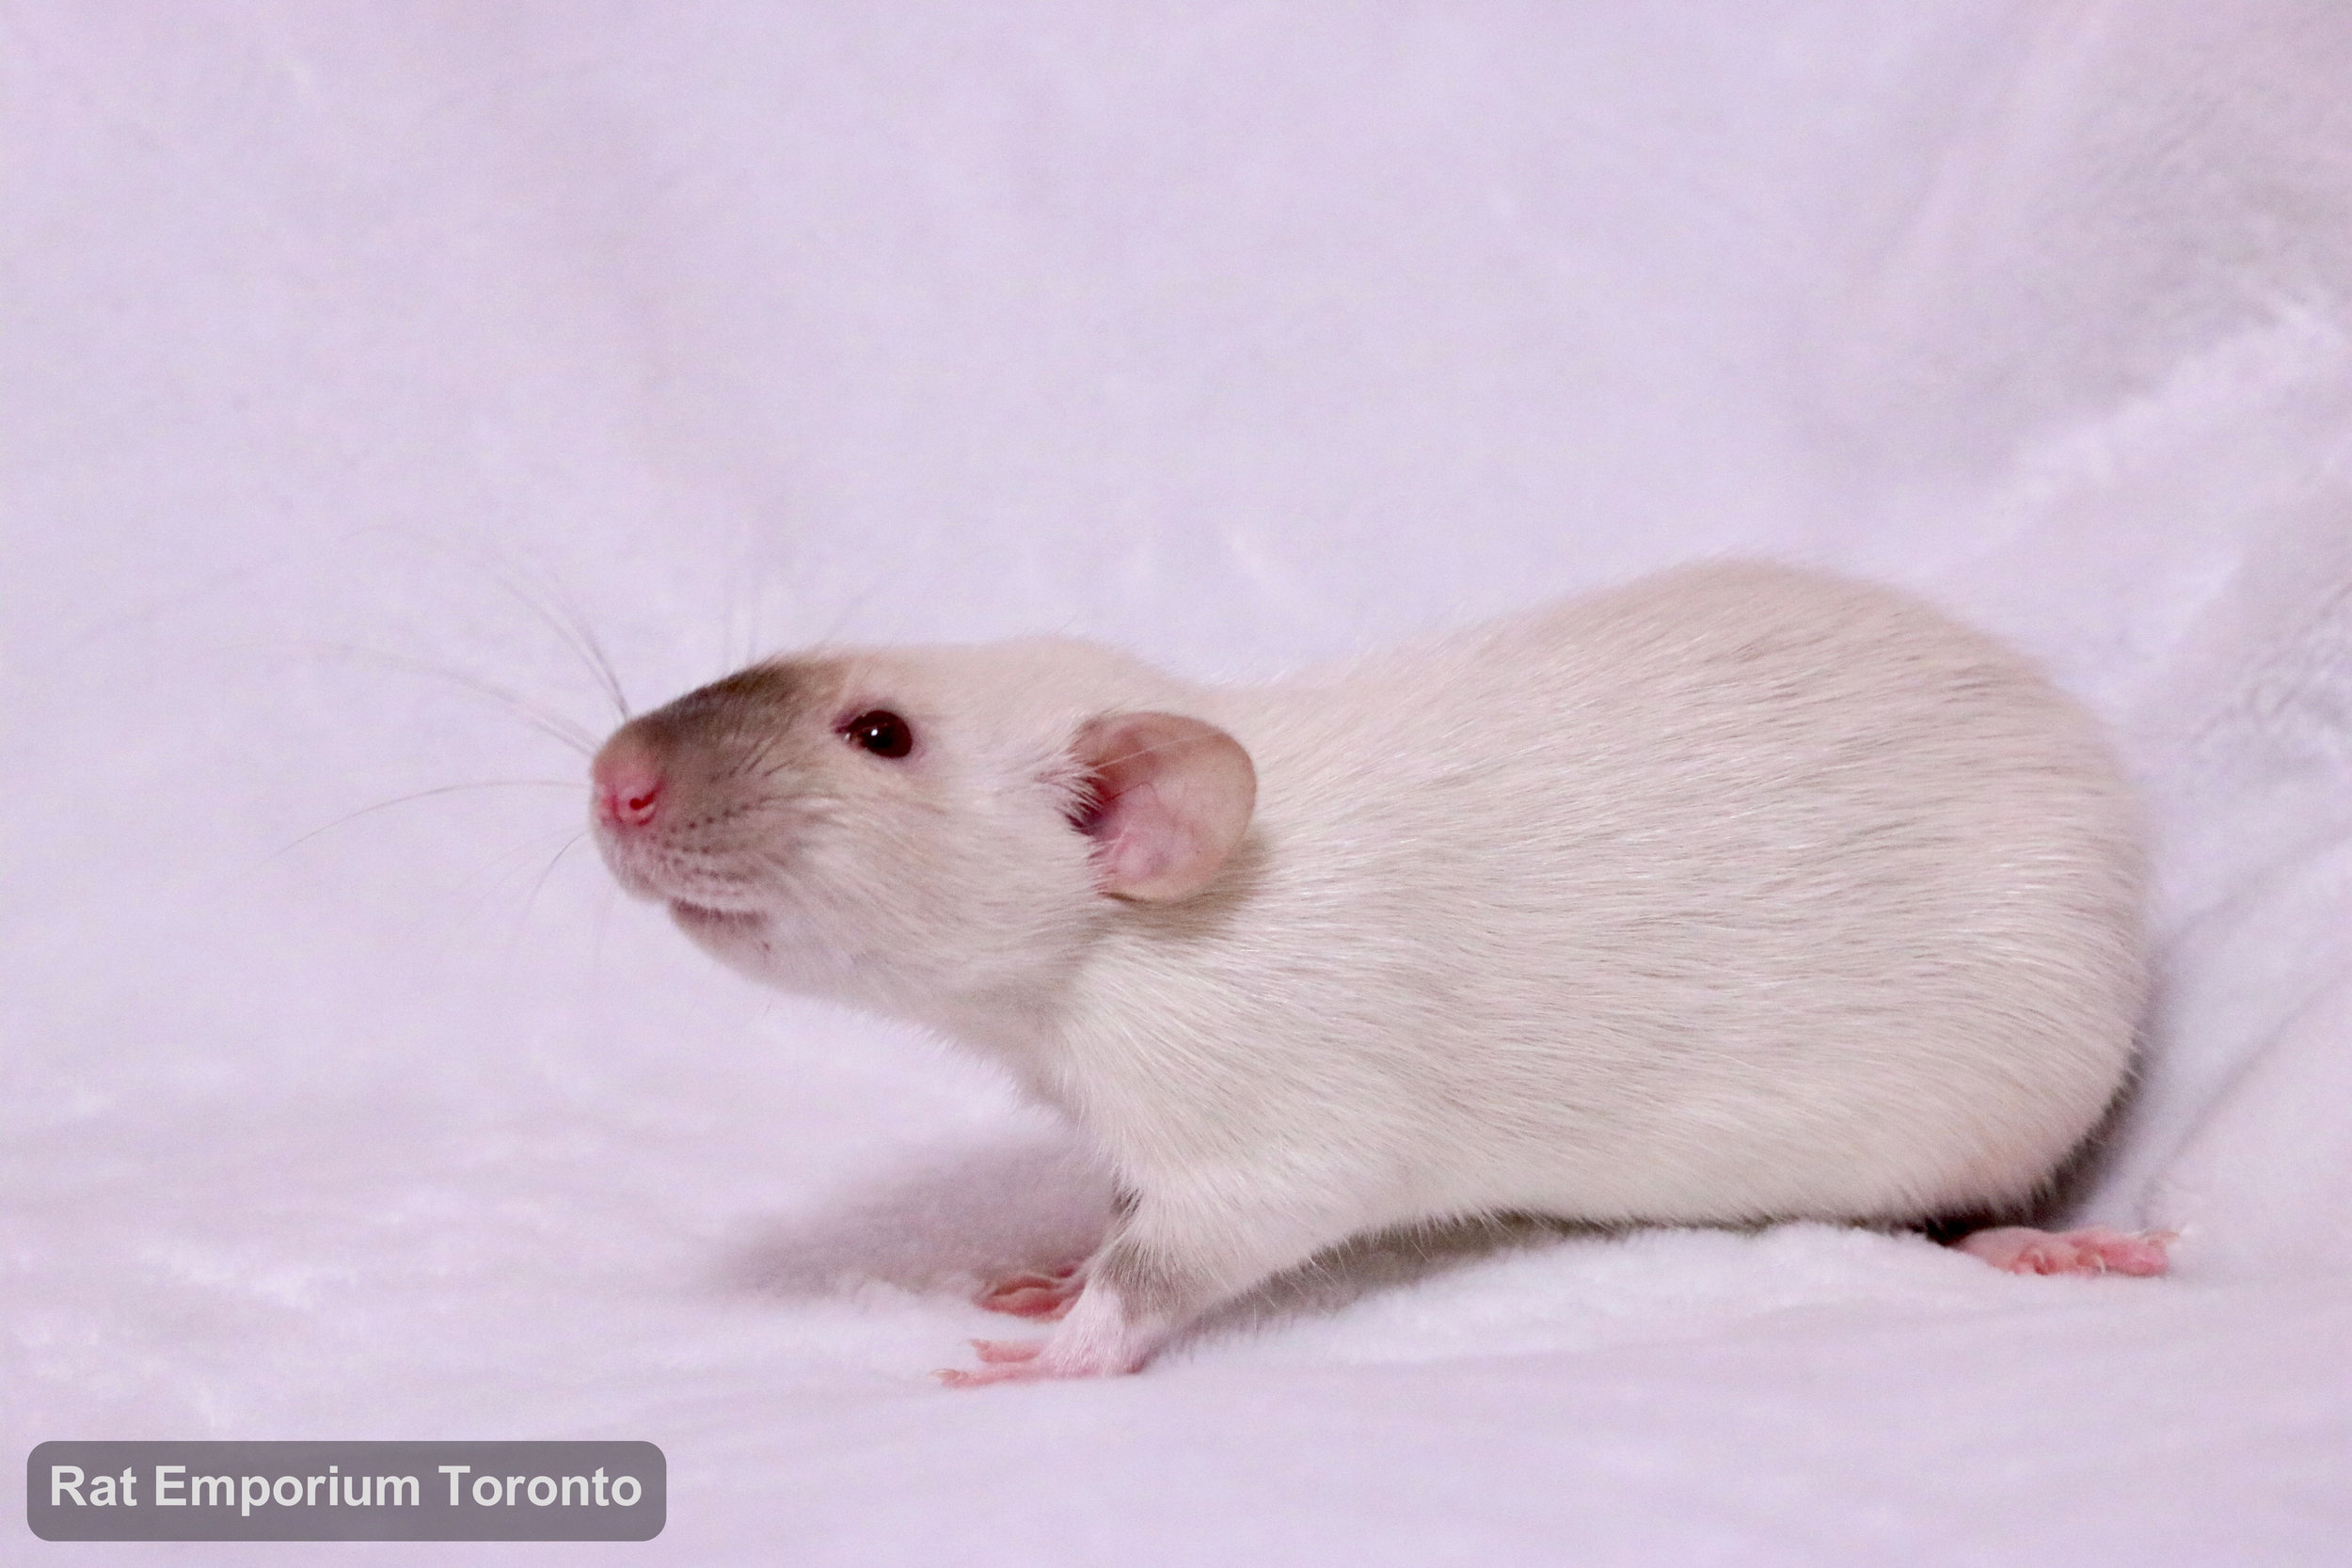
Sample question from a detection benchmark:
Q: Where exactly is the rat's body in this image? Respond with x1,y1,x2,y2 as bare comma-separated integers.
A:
591,562,2158,1383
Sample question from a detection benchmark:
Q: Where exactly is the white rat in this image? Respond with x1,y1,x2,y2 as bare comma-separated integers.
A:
589,562,2165,1385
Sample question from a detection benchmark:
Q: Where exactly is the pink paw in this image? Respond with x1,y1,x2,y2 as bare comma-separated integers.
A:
1957,1226,2173,1277
972,1338,1043,1364
935,1338,1056,1388
937,1277,1162,1386
974,1261,1086,1320
934,1327,1152,1388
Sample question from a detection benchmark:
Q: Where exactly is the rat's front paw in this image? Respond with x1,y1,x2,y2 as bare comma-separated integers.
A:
935,1336,1142,1387
936,1338,1050,1387
936,1279,1166,1387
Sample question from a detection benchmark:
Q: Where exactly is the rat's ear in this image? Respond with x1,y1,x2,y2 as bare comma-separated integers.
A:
1070,712,1256,902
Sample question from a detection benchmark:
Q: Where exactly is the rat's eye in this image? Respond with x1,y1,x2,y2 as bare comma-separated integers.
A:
840,708,914,759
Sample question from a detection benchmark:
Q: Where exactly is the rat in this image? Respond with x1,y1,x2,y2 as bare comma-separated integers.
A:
588,562,2168,1385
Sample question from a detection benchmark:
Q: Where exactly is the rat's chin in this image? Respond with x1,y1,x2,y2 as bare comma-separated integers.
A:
591,837,673,904
669,901,769,938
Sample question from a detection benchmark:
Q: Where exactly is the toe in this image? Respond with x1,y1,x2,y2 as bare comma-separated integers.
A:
1957,1225,2172,1278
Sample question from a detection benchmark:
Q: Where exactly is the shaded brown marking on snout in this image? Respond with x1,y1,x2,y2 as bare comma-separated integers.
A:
628,661,820,751
593,660,841,828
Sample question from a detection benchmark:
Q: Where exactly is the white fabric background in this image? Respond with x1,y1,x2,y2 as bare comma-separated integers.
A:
6,3,2349,1562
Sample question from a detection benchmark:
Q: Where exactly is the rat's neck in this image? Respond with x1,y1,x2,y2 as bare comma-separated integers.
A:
904,982,1085,1117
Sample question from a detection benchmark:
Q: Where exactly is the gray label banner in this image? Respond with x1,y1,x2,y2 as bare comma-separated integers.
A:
27,1441,665,1542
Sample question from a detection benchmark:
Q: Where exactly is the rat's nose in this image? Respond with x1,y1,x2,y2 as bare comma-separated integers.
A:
592,736,665,829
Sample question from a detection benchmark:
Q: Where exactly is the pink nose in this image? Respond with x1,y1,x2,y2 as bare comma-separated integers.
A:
592,740,664,829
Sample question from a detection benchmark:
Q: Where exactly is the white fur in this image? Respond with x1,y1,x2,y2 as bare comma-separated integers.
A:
592,562,2147,1372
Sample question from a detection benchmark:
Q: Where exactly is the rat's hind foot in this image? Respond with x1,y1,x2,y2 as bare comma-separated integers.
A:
974,1260,1087,1320
1957,1226,2173,1277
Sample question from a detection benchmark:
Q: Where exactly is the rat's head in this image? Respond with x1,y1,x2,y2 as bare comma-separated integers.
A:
588,639,1255,1018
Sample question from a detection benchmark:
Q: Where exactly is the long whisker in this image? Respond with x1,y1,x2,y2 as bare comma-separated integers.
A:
495,572,632,721
450,821,592,913
516,828,590,933
493,826,594,976
268,780,581,860
290,641,600,755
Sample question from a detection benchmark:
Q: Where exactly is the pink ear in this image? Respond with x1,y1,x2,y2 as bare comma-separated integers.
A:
1071,712,1256,902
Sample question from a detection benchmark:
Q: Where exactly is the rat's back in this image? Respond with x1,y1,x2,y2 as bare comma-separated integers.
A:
1072,562,2145,1232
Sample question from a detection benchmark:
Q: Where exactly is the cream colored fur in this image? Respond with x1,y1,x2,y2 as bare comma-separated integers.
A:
593,562,2148,1375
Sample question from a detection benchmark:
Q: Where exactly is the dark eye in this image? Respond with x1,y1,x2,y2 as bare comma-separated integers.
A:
840,708,914,759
